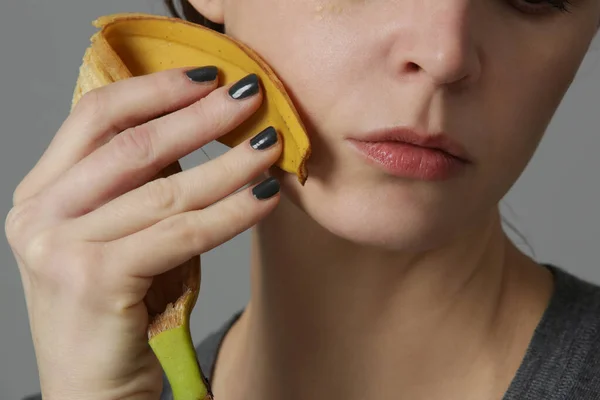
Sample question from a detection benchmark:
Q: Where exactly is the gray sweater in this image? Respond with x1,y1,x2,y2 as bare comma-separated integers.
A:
23,264,600,399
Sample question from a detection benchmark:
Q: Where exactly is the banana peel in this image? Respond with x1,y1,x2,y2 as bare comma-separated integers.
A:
71,12,313,400
72,12,311,184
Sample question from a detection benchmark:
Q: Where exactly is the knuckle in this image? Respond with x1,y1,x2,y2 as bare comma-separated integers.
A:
189,97,211,120
164,213,212,252
150,71,183,103
186,219,214,252
142,177,181,212
189,96,229,133
23,229,60,271
5,207,24,246
24,231,101,294
215,155,239,181
110,124,157,166
73,89,106,120
4,200,38,249
222,197,251,224
12,182,28,206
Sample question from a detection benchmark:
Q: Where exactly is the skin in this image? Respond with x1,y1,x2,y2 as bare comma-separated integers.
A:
189,0,600,399
7,73,281,400
6,0,599,400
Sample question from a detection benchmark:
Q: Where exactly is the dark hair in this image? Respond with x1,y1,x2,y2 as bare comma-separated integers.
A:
164,0,225,33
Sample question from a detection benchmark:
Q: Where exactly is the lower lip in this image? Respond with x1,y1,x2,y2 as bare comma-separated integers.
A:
348,140,467,180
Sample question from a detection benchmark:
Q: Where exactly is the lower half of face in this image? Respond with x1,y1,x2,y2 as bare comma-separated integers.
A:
223,0,599,250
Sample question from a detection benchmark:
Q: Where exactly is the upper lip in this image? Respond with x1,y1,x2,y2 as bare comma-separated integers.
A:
349,126,472,163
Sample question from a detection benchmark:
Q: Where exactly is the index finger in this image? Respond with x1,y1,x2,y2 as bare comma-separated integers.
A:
13,66,219,206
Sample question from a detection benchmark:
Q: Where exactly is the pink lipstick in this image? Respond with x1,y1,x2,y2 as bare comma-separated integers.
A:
347,127,470,180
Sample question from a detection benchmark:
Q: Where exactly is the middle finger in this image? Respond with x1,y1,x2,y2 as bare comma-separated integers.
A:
44,73,263,219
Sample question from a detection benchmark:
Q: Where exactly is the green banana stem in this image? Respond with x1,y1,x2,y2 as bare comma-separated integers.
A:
149,323,213,400
147,261,212,400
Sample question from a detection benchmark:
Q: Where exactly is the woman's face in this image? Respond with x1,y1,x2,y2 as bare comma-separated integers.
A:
196,0,600,250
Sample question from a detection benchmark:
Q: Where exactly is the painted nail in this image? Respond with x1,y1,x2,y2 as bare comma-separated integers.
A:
186,66,219,83
252,177,280,200
250,127,278,150
229,74,260,100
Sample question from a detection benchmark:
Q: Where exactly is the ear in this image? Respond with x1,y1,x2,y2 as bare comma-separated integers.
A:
186,0,225,24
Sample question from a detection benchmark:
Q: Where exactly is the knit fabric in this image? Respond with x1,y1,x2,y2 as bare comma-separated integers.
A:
22,264,600,400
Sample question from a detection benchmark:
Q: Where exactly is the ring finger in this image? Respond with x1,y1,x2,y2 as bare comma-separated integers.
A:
74,126,282,241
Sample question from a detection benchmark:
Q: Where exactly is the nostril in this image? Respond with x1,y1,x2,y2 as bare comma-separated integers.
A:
406,62,421,73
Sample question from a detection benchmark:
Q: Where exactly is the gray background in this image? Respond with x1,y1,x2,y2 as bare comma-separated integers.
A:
0,1,598,398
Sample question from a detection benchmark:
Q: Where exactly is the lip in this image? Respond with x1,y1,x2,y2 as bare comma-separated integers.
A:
346,127,471,181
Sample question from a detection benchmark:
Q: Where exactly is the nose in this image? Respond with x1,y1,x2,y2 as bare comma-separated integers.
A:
387,1,481,87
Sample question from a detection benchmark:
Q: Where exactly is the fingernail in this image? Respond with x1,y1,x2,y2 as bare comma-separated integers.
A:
252,177,280,200
251,127,278,150
229,74,260,100
186,66,219,83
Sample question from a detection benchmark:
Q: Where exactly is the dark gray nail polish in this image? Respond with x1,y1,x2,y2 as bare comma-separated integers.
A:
186,66,218,83
251,127,278,150
252,177,280,200
229,74,260,100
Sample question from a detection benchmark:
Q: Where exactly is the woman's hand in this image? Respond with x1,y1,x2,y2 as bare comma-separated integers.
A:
4,67,282,400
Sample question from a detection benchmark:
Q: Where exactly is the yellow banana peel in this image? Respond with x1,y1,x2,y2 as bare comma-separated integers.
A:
71,13,313,400
72,12,311,184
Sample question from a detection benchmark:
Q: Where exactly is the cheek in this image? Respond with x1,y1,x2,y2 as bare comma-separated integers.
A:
479,23,595,193
225,0,328,64
225,0,356,119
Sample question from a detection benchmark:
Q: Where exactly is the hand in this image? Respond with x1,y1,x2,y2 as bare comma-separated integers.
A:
4,67,282,400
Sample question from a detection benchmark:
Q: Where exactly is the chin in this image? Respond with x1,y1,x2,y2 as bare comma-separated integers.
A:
322,215,457,252
276,168,479,252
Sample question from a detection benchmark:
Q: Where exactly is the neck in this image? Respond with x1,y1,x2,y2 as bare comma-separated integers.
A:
214,195,553,400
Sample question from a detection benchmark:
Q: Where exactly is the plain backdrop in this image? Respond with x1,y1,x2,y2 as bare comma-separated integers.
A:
1,1,599,398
